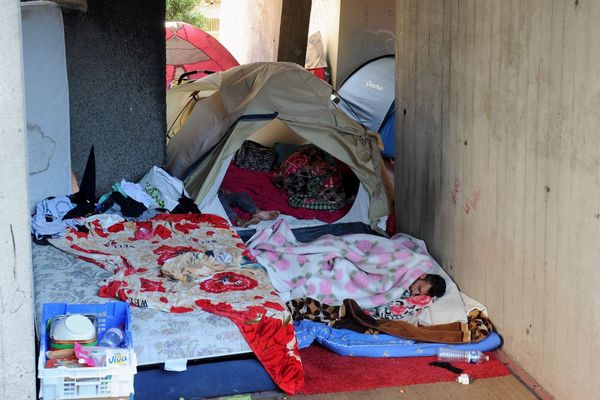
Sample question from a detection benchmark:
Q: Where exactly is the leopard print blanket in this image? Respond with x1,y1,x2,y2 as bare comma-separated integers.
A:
287,297,495,343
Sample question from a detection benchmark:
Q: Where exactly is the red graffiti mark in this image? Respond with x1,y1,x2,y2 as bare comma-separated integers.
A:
451,178,461,205
463,190,481,214
473,190,481,207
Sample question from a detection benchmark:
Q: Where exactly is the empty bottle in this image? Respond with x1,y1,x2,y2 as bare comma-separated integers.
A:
437,348,489,363
99,326,124,348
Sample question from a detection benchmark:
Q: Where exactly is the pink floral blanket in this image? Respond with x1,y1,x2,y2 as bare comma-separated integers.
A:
246,220,434,308
49,213,303,394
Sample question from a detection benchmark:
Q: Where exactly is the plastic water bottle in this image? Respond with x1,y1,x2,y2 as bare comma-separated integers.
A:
437,348,489,363
99,327,124,348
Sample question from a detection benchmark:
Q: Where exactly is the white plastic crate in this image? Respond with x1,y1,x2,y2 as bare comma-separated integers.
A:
37,360,136,400
38,302,137,399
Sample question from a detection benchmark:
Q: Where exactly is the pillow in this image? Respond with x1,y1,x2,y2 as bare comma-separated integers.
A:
234,140,275,171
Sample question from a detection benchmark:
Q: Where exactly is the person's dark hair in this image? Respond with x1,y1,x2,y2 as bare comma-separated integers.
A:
425,274,446,298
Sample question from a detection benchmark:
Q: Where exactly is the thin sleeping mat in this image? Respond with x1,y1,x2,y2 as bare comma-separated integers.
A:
295,319,502,357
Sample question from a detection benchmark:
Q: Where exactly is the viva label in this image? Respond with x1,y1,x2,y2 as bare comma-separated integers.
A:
106,349,130,366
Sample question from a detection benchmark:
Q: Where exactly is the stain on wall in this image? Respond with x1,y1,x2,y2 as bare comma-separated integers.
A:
62,0,166,193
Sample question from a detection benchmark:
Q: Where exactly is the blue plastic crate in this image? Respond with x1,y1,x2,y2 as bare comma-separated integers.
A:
41,301,133,352
39,302,136,399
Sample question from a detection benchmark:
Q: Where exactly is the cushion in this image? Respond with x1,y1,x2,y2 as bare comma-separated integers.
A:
234,140,275,172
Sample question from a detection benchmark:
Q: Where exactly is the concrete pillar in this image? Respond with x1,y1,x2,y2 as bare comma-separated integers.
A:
63,0,166,194
219,0,283,64
0,1,37,399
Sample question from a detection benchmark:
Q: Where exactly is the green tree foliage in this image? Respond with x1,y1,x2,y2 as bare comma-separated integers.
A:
166,0,208,29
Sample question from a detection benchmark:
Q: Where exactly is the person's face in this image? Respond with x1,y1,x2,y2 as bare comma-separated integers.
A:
409,274,432,296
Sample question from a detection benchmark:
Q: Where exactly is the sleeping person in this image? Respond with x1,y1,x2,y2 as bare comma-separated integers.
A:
364,273,446,323
409,273,446,297
247,219,447,309
286,273,447,325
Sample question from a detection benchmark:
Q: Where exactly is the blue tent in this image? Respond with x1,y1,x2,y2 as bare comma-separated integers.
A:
336,55,396,158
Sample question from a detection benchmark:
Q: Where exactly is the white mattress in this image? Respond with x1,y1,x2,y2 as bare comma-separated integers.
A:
21,1,72,212
32,244,252,366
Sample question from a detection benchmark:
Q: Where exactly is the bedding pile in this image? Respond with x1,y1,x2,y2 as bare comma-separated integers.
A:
221,163,351,223
221,141,358,224
46,213,304,394
247,219,499,350
273,144,351,210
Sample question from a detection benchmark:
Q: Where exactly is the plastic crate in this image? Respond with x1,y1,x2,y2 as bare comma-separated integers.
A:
38,302,137,399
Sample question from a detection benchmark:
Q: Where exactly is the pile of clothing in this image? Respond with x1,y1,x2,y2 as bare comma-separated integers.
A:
32,165,199,241
273,144,351,211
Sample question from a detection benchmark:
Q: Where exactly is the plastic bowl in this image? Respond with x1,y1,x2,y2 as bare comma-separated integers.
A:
50,314,97,342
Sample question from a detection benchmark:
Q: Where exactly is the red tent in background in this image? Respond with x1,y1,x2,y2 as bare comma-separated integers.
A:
165,21,239,88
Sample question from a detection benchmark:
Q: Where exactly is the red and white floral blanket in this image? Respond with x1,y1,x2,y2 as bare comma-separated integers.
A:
49,213,303,394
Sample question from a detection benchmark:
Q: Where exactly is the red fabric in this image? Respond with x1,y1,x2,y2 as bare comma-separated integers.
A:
198,271,259,293
307,67,326,80
165,23,239,87
299,346,510,395
195,299,304,394
386,210,396,236
220,163,350,223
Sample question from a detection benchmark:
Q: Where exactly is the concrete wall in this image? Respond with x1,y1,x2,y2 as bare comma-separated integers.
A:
63,0,166,194
0,0,36,398
396,1,600,399
219,0,283,65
